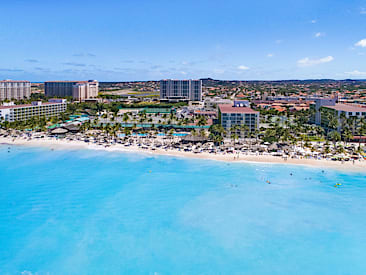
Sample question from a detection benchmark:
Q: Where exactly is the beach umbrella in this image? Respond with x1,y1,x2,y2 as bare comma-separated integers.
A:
51,128,68,135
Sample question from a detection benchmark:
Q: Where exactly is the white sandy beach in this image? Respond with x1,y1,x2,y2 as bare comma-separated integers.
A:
1,136,365,173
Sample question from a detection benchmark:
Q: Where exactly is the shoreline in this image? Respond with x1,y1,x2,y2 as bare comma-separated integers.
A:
1,137,366,173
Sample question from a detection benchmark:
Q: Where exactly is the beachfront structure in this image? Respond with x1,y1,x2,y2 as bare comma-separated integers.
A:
0,99,67,122
0,80,31,101
218,104,259,137
160,79,202,102
310,98,366,132
45,80,98,100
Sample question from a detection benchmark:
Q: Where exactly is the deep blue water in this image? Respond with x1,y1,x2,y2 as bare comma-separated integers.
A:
0,145,366,274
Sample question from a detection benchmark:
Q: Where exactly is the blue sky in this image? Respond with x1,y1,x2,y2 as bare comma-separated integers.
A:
1,0,366,81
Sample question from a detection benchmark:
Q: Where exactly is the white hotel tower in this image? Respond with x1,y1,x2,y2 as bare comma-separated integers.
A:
0,80,31,101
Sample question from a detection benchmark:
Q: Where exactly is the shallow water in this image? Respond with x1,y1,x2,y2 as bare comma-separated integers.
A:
0,145,366,274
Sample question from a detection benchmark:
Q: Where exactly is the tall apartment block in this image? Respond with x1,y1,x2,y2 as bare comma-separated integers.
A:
160,79,202,101
45,80,98,100
0,80,31,101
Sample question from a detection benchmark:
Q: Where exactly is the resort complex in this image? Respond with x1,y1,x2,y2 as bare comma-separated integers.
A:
3,0,366,273
0,79,365,164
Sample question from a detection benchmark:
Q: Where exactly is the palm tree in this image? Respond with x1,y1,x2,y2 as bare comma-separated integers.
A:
197,116,207,127
240,125,249,141
342,127,353,146
122,113,129,126
339,112,347,130
328,130,341,148
327,114,339,133
347,116,357,135
230,132,239,144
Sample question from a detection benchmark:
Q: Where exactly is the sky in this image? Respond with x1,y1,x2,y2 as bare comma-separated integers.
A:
1,0,366,81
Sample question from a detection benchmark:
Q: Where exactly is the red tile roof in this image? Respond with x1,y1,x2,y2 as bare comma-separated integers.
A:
326,104,366,112
218,104,258,114
194,110,217,115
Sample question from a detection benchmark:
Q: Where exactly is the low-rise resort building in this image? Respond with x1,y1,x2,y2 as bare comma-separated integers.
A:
218,103,259,137
310,97,366,132
0,99,67,122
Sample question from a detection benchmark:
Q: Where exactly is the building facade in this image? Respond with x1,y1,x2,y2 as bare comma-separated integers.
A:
45,80,98,100
0,80,31,101
204,97,233,110
310,98,366,132
0,99,67,122
160,79,202,101
218,104,259,137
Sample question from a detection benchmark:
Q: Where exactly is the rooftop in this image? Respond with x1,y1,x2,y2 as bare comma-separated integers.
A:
0,80,30,83
0,102,65,110
45,80,97,83
325,103,366,112
218,104,258,114
160,79,201,81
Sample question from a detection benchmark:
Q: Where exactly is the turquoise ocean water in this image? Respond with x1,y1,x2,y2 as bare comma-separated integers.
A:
0,144,366,274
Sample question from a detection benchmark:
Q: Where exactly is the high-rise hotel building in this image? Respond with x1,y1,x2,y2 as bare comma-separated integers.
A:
0,80,31,101
160,79,202,101
45,80,98,100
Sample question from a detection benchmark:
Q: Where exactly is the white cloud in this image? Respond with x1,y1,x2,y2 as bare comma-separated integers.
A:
344,70,366,76
361,8,366,14
314,32,325,38
237,65,249,70
355,39,366,47
297,56,334,67
180,71,187,75
275,39,283,44
267,53,274,57
311,19,317,24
